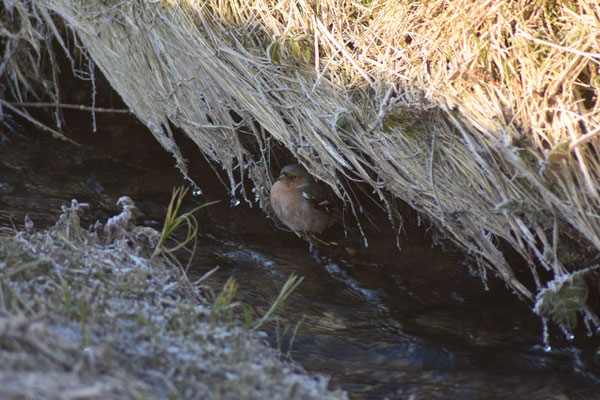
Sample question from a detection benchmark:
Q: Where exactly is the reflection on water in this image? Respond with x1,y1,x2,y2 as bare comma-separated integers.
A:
1,125,599,399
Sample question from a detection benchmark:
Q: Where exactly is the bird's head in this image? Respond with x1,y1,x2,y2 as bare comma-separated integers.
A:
276,164,310,187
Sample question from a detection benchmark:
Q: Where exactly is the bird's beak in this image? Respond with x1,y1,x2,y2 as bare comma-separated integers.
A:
276,173,286,181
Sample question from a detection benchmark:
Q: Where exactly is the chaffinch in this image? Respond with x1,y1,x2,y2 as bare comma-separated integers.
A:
270,164,333,234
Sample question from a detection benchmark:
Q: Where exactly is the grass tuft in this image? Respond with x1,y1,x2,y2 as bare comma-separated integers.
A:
153,186,219,259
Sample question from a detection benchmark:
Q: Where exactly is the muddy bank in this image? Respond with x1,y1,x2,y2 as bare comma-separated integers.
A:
0,198,347,400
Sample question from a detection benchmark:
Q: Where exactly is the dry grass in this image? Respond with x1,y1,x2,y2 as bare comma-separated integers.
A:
2,0,600,336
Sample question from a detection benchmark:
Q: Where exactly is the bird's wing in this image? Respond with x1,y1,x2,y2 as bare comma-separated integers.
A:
300,180,332,211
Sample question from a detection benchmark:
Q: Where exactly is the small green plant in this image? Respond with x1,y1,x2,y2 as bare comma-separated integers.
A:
152,186,219,261
535,273,589,332
209,274,304,338
211,277,241,324
275,316,305,358
286,316,304,358
252,274,303,331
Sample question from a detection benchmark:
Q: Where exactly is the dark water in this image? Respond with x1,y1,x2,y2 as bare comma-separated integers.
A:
2,116,600,399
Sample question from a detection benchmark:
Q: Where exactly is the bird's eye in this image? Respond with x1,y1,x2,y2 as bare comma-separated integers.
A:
289,175,296,180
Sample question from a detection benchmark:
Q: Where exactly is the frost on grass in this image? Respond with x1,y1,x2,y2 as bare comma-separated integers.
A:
534,266,600,347
0,198,347,400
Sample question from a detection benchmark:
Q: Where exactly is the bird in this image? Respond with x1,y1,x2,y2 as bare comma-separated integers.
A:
270,164,333,234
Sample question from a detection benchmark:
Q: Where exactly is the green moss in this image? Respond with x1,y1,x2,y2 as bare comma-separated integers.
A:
536,274,588,331
382,111,427,141
269,35,314,67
